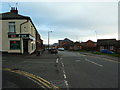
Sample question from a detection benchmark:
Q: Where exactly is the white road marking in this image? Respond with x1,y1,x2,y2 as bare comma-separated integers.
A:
87,55,119,63
102,58,120,63
61,62,64,67
60,57,69,89
64,74,67,79
75,60,81,62
63,70,65,74
56,58,59,64
64,80,69,89
85,59,103,67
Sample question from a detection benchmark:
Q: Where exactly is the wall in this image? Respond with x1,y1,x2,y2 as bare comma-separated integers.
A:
1,19,36,54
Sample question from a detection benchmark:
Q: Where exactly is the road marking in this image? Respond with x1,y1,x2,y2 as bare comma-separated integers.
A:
59,57,69,89
63,70,65,74
63,74,67,79
85,59,103,67
3,68,59,89
56,58,59,64
87,55,120,63
102,58,120,63
75,60,81,62
64,80,69,89
61,62,64,67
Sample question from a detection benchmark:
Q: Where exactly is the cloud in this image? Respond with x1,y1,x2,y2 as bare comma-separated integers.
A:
2,2,118,44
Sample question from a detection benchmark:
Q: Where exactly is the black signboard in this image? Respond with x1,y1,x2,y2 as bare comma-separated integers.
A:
8,34,29,38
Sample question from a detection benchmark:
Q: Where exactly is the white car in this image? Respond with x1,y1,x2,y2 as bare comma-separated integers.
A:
58,48,65,51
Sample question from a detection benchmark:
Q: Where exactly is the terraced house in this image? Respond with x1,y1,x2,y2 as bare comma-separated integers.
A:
0,7,42,54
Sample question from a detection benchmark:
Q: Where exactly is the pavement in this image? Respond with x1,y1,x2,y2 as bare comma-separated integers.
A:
2,50,120,89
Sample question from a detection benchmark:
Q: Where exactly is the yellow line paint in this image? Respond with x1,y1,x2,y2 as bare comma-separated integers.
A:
3,68,60,89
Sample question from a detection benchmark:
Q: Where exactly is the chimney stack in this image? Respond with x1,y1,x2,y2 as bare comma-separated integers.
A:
10,7,18,14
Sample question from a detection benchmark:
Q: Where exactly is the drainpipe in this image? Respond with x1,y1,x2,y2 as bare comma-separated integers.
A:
20,19,29,54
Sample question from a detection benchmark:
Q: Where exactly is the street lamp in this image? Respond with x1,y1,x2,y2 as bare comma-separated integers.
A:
95,31,98,41
48,31,52,49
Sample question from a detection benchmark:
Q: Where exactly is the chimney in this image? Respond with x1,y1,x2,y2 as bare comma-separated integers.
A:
10,7,18,14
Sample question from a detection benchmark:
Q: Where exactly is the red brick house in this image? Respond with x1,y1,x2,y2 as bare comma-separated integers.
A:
81,40,96,51
36,31,43,51
97,39,118,52
73,42,82,50
59,38,74,50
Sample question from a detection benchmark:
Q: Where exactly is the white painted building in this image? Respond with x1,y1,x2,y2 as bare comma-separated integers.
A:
0,7,37,54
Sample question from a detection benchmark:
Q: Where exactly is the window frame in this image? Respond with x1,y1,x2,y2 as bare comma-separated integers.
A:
9,22,16,33
10,40,21,50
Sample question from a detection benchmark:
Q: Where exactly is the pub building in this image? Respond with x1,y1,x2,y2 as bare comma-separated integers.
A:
0,7,41,54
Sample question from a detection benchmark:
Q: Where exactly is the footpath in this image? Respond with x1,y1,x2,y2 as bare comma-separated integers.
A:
2,51,60,59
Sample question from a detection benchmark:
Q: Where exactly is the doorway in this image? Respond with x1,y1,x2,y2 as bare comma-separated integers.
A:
23,40,28,54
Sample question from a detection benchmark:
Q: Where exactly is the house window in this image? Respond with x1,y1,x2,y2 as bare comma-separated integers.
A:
10,41,20,50
9,22,15,32
110,46,114,50
100,46,104,50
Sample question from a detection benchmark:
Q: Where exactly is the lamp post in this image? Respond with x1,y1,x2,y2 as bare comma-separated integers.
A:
95,31,98,41
48,31,52,49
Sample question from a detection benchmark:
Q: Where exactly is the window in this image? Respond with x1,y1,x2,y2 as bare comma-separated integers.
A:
9,22,15,32
110,46,114,50
10,41,20,50
100,46,104,50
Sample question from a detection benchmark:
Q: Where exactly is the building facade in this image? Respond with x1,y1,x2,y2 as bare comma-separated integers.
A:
58,38,74,50
36,31,43,51
81,40,96,51
97,39,118,52
0,7,38,54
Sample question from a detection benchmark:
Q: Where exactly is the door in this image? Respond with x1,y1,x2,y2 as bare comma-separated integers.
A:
23,40,28,53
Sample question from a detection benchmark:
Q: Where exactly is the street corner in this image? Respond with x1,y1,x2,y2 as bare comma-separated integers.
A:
2,68,60,89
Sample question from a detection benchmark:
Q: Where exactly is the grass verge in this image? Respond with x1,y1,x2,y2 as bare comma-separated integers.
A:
92,52,120,58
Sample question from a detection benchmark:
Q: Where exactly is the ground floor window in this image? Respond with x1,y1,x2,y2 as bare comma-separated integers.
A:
110,46,114,50
100,46,104,50
10,41,20,50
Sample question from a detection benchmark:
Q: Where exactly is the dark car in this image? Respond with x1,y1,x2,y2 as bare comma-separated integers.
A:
50,49,58,54
101,49,114,54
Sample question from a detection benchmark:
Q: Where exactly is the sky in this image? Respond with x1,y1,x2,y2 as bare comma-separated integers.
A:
1,1,118,44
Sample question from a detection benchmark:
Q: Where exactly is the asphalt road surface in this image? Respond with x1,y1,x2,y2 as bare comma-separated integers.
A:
2,51,119,89
58,51,119,88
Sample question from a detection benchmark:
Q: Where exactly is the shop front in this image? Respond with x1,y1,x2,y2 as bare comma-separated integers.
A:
8,34,36,54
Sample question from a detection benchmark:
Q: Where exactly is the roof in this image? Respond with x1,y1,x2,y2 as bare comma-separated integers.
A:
0,12,30,20
0,11,38,34
97,39,118,46
64,38,73,42
86,40,96,43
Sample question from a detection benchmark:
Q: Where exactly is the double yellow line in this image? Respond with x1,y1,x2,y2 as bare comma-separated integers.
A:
3,68,60,89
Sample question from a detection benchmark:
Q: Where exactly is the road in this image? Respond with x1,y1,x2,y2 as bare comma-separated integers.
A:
58,51,119,88
2,51,119,89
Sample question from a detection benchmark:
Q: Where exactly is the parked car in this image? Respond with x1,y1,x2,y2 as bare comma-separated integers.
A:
101,49,114,54
58,48,65,51
50,49,58,54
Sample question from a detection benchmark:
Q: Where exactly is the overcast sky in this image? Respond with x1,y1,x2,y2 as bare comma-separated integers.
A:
1,1,118,44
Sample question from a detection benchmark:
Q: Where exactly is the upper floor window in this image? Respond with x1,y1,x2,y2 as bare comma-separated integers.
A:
9,22,15,32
